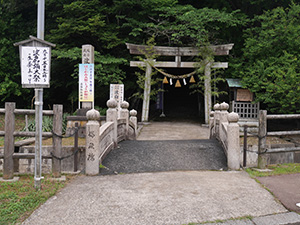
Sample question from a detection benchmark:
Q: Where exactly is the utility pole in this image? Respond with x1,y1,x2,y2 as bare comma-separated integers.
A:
34,0,45,190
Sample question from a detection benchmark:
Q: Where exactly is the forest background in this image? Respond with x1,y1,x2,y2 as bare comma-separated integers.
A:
1,0,300,114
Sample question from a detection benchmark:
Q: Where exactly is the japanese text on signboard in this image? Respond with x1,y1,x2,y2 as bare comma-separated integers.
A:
110,84,124,108
79,64,94,102
21,46,50,88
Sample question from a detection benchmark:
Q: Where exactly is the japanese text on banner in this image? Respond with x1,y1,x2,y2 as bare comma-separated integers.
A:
79,64,94,102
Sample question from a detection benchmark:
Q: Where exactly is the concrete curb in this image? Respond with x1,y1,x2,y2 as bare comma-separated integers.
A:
204,212,300,225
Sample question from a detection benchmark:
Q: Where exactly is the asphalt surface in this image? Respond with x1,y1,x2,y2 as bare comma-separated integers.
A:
100,139,227,175
257,174,300,214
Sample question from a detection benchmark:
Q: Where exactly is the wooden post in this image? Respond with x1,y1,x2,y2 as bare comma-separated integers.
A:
142,59,153,122
4,102,15,179
52,104,63,177
258,110,267,169
74,122,79,172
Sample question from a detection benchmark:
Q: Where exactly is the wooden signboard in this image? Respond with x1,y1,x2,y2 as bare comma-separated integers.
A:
237,89,253,102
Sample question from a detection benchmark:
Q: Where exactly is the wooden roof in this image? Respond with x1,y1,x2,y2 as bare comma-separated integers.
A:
14,35,56,47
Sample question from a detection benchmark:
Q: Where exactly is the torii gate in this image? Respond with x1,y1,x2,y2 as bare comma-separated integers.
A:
126,43,234,124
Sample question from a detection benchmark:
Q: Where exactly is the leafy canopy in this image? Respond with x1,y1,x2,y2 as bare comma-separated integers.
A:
237,3,300,113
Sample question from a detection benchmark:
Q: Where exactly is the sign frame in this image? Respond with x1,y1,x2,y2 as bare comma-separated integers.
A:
20,46,51,88
79,64,94,103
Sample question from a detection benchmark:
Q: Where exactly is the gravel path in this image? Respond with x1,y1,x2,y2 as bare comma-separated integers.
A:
100,139,227,175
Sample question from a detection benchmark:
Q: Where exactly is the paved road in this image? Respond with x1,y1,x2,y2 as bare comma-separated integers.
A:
22,121,300,224
23,171,290,225
257,174,300,213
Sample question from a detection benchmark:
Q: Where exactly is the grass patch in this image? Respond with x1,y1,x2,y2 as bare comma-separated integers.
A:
0,174,74,224
0,113,75,147
245,163,300,178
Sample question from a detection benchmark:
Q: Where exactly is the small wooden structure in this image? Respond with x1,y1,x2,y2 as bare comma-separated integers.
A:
126,43,234,123
226,78,259,119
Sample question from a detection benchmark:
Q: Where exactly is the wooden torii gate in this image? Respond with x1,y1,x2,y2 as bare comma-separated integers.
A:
126,43,234,124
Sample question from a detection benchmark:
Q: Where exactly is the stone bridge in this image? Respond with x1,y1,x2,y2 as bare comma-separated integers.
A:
85,100,241,175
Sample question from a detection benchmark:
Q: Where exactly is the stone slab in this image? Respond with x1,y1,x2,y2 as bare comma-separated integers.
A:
49,175,66,182
137,121,209,140
0,176,20,182
252,212,300,225
22,171,287,225
205,219,254,225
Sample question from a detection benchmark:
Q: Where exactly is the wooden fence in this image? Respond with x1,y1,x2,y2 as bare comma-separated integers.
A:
232,101,260,119
0,102,63,180
258,110,300,168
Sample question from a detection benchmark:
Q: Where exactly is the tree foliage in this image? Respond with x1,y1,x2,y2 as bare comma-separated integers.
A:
235,3,300,113
1,0,300,114
0,0,35,106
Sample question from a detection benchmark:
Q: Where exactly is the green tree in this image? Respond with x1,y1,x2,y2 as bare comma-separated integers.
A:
45,0,128,110
121,4,245,47
0,0,36,107
235,3,300,113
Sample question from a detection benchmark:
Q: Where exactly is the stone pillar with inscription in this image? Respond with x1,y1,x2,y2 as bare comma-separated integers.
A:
82,44,94,109
110,84,124,118
106,99,118,147
85,109,100,175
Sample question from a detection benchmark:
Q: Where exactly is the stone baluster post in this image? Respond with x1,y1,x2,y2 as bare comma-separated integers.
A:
213,103,221,139
85,109,100,175
209,111,215,139
227,112,240,170
120,101,129,139
130,109,138,132
219,102,229,135
106,99,118,147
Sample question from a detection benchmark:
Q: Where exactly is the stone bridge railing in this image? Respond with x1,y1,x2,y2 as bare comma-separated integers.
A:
210,102,240,170
85,99,137,175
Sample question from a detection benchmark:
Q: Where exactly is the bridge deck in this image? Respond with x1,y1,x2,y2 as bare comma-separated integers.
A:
100,139,227,175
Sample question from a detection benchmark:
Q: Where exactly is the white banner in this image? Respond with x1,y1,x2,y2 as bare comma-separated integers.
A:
21,46,50,88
